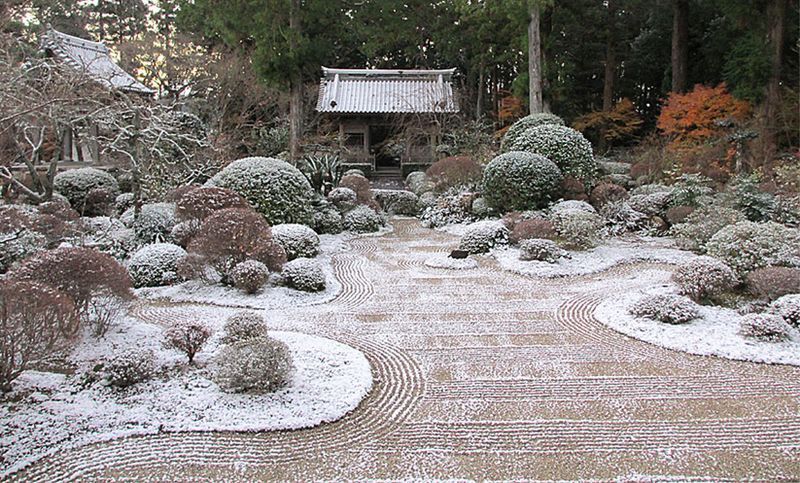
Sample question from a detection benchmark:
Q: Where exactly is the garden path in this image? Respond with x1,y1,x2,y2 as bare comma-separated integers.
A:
14,219,800,481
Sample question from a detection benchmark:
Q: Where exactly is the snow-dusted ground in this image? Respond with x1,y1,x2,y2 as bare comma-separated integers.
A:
593,272,800,366
0,311,372,477
424,254,478,270
494,236,697,278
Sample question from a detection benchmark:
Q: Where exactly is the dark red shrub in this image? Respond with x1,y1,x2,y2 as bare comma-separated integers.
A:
81,188,115,216
590,182,629,208
501,211,524,230
176,186,249,221
747,267,800,301
10,247,134,335
561,176,587,201
164,184,201,203
339,174,378,209
38,199,79,221
426,156,483,190
666,205,695,225
510,218,557,244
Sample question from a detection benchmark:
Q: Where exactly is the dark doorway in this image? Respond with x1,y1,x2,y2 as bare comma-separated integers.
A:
369,125,400,170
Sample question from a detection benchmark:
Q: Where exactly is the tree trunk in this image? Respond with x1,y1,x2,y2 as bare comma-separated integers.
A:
476,58,485,120
671,0,689,93
762,0,787,163
528,1,543,114
288,0,302,160
600,0,617,153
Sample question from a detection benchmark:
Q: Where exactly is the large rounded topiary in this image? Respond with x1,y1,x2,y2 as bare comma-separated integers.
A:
505,124,597,182
127,243,187,288
501,113,565,150
54,168,120,209
482,151,563,212
206,157,315,226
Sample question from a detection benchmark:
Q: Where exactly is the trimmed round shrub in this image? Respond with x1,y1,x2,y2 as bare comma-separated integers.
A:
282,257,326,292
769,295,800,328
738,313,792,342
705,221,800,276
314,207,344,234
746,267,800,301
601,201,649,236
510,218,557,244
482,151,563,212
629,294,700,324
550,199,597,214
115,193,135,215
54,168,119,210
339,174,377,208
406,171,435,195
372,189,420,216
419,188,477,228
519,238,568,263
101,348,156,388
206,157,315,225
170,220,201,248
471,197,491,217
418,191,438,209
222,312,269,344
425,156,483,191
132,202,178,243
343,168,365,177
343,205,384,233
501,113,565,150
589,182,628,208
0,229,46,273
176,186,248,221
505,124,597,182
230,260,270,294
38,198,79,221
550,208,604,250
213,336,293,393
127,243,187,288
271,224,320,260
670,206,746,252
672,256,738,302
458,220,509,254
327,187,357,209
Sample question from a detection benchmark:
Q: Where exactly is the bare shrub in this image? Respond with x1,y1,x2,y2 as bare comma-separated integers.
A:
425,156,483,191
163,321,211,364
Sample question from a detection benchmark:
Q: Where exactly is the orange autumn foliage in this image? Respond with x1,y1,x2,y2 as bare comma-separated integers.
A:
657,83,751,151
495,94,525,139
573,98,644,147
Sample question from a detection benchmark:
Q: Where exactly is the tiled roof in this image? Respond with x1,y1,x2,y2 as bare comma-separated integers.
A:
40,27,154,95
316,67,458,114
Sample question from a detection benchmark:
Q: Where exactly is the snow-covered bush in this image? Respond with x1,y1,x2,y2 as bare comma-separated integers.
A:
222,312,269,344
629,294,700,324
670,206,746,252
769,295,800,328
126,243,187,288
669,174,715,208
705,221,800,275
738,313,792,342
282,257,326,292
270,224,320,260
406,171,435,196
102,348,156,388
213,336,293,393
0,229,46,273
419,188,476,228
163,321,211,364
343,168,365,178
343,205,384,233
176,186,248,221
519,238,568,263
230,259,270,294
115,193,135,215
206,157,316,225
550,208,604,250
313,207,344,234
631,184,672,196
132,202,178,243
418,191,438,209
601,201,649,235
458,220,509,254
672,256,738,302
505,125,597,182
54,168,120,210
501,112,565,150
550,199,596,214
327,187,357,210
339,174,377,208
78,216,137,260
746,267,800,301
510,218,556,244
425,156,483,191
170,220,201,248
482,151,563,212
372,189,419,216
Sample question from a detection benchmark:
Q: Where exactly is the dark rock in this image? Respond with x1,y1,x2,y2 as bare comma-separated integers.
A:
449,249,469,259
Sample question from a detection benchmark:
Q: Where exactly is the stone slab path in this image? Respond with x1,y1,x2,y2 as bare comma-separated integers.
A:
13,219,800,481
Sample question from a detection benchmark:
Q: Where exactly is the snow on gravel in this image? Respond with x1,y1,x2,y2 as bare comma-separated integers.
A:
0,313,372,476
494,236,697,278
423,254,478,270
594,272,800,367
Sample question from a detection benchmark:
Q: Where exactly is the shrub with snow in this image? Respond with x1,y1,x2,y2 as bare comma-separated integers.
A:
590,182,628,208
176,186,248,221
550,208,604,250
271,223,320,260
706,221,800,275
115,193,135,214
600,201,649,236
628,191,674,218
206,156,316,225
282,257,326,292
482,151,563,212
738,313,792,342
769,295,800,328
669,174,715,208
127,243,187,288
670,206,746,252
629,294,700,324
54,167,120,210
631,184,672,196
510,218,556,244
501,112,565,150
372,189,420,216
458,220,509,254
230,259,270,294
550,199,596,214
327,187,357,210
343,205,384,233
338,174,377,208
222,312,269,344
504,124,597,182
313,207,344,234
419,188,476,228
132,202,178,243
406,171,435,196
425,156,483,191
0,229,46,273
170,219,201,248
163,321,211,364
519,238,568,263
213,336,293,394
672,256,738,302
102,348,156,388
746,267,800,301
